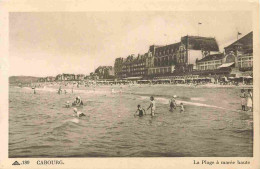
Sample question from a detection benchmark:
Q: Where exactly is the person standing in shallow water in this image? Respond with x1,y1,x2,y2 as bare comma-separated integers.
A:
147,96,155,117
134,105,146,117
169,95,177,112
247,89,253,112
240,89,247,111
179,103,185,113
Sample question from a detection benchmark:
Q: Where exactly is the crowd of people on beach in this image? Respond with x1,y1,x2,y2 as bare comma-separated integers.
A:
26,74,253,90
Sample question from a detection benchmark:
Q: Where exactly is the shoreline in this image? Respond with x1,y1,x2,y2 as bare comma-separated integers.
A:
10,82,253,89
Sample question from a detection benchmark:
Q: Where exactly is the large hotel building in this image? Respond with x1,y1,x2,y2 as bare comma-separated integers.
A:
114,32,253,80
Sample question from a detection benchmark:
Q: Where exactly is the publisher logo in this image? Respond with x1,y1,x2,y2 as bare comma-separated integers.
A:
12,161,20,165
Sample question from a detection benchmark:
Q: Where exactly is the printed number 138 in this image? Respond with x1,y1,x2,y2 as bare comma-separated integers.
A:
22,161,30,165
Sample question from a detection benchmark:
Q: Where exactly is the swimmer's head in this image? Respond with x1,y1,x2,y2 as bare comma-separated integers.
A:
173,95,177,98
150,96,154,101
137,104,141,108
73,108,77,112
180,103,183,105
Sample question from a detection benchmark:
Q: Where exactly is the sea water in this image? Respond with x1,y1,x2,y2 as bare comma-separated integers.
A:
9,85,253,157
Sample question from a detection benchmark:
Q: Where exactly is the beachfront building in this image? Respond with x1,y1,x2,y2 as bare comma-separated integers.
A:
196,53,224,70
55,74,75,81
113,35,219,80
112,33,253,83
224,32,253,73
55,74,62,81
147,35,220,78
192,53,233,78
195,32,253,75
84,75,90,80
121,54,134,78
147,43,179,76
120,52,153,79
38,76,56,82
46,76,55,82
75,74,85,81
190,31,253,84
114,57,124,79
89,72,99,80
38,78,45,82
64,74,75,81
94,66,115,79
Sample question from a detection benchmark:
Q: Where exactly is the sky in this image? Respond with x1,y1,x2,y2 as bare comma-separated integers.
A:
9,11,252,77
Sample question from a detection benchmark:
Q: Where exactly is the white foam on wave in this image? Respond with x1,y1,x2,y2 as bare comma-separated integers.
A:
155,97,227,110
155,97,169,104
177,100,227,110
22,87,57,93
190,97,206,102
36,87,57,93
23,87,33,90
139,96,149,100
69,118,80,123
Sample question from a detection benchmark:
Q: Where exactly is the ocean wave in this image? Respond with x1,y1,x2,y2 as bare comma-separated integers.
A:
152,96,227,110
190,97,206,101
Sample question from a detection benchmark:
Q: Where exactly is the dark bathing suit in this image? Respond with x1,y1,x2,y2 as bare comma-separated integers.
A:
138,109,144,117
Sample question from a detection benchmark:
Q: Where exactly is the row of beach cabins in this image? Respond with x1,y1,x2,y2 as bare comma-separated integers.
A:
33,74,253,87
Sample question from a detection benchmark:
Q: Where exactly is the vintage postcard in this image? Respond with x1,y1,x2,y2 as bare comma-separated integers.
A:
0,0,259,168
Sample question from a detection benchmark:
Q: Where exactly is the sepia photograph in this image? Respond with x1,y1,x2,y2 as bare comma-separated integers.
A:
7,11,255,158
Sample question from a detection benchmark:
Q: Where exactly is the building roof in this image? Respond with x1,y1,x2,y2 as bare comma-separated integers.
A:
218,62,235,68
197,53,224,63
181,36,219,51
122,53,148,65
155,42,181,53
96,66,113,69
115,57,124,63
224,31,253,50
